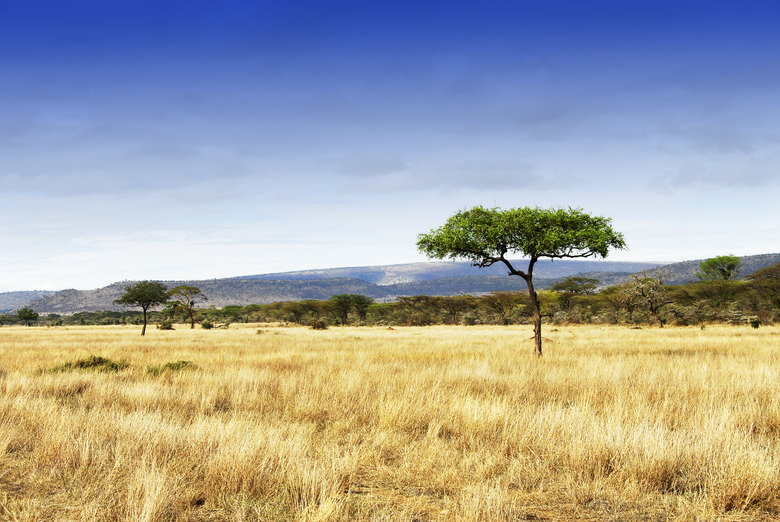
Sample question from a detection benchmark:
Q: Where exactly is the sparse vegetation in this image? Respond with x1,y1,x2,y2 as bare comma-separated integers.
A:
1,324,779,520
147,360,197,376
42,354,130,374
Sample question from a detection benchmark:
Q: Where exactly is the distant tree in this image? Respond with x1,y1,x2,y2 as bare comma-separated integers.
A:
439,295,477,325
624,272,671,327
351,295,374,322
418,206,625,356
396,295,439,326
328,294,373,325
598,286,626,324
167,285,205,329
696,255,743,307
220,305,244,324
696,255,742,282
748,262,780,311
114,281,169,335
550,276,600,312
17,307,39,326
482,292,522,325
329,294,353,325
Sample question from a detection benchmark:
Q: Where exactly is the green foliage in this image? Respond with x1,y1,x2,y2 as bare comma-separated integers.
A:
550,276,600,312
114,280,169,309
696,255,742,282
417,206,626,267
17,307,39,326
550,276,599,295
328,294,374,325
45,355,129,374
157,318,174,330
167,285,205,328
201,318,214,329
147,360,197,376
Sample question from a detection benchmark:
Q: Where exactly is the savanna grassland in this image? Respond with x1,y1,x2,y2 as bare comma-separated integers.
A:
1,324,779,521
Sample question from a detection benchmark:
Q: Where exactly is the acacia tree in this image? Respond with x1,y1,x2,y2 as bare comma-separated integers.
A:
418,206,625,356
16,307,39,326
549,276,600,313
168,285,205,329
328,294,375,325
624,271,672,328
696,255,742,307
696,255,742,281
114,281,169,335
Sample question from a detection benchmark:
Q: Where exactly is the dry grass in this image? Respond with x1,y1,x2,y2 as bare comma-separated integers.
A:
1,323,779,520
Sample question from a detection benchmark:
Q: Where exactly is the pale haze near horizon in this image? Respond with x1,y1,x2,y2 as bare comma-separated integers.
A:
2,1,779,292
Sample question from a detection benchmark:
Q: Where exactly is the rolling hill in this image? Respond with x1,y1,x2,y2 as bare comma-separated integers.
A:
10,254,780,315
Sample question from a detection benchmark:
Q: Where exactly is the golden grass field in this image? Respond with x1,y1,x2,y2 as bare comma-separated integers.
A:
1,323,779,521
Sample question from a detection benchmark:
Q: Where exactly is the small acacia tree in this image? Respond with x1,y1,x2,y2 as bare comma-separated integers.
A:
624,271,671,327
167,285,205,329
549,276,600,313
114,281,169,335
697,255,742,307
417,206,625,356
696,255,742,282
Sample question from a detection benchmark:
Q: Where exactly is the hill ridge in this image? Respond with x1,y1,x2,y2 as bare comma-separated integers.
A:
8,254,780,315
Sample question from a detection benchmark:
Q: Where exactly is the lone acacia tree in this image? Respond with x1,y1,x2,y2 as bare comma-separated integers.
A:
417,206,626,356
114,280,169,335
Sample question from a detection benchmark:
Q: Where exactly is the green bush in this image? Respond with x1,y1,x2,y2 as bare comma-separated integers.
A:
45,355,129,374
147,360,197,376
157,319,174,330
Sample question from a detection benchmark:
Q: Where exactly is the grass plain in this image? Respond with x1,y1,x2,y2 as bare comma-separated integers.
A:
0,323,779,521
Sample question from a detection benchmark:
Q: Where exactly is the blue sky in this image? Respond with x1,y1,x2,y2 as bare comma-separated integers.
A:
2,0,779,291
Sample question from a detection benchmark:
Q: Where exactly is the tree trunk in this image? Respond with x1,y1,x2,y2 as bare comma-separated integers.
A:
526,279,542,357
525,276,543,357
649,306,664,328
141,307,148,336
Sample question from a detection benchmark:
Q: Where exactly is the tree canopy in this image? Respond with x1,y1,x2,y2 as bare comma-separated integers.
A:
418,206,625,355
696,255,742,282
417,206,626,269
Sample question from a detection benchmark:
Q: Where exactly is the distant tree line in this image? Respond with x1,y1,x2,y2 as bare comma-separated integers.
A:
3,258,778,329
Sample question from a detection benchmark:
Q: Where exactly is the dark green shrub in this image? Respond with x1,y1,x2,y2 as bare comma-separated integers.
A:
147,360,197,376
45,355,129,374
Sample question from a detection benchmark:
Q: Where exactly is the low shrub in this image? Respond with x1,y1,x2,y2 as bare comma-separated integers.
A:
157,319,175,330
44,355,129,374
147,360,197,376
310,320,328,330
